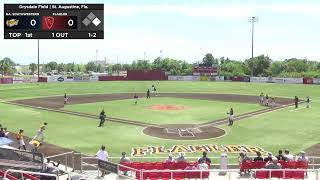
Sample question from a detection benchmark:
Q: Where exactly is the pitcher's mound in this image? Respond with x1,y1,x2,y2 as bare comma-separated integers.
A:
148,104,186,111
143,124,226,140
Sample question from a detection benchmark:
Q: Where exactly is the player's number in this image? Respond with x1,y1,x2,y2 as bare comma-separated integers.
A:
30,19,37,26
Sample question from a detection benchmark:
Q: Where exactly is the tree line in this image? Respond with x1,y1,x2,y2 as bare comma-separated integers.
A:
1,54,320,78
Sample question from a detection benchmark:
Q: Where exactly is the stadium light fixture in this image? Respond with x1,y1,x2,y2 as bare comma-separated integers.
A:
248,16,258,76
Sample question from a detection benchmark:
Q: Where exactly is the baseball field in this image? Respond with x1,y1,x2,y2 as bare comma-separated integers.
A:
0,81,319,158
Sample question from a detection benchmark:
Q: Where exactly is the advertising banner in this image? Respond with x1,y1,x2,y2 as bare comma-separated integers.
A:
168,76,200,81
250,77,269,83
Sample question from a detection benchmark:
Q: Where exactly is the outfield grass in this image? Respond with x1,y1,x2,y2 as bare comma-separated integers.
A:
63,97,263,124
0,81,319,157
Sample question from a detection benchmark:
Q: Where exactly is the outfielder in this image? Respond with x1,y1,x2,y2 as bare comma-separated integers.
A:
306,96,311,108
32,122,47,143
147,89,151,99
98,110,106,127
17,129,26,150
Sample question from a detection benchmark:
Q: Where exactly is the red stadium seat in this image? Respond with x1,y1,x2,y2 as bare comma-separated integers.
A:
286,161,296,169
292,170,306,179
161,171,172,180
271,170,284,178
252,161,266,169
279,160,286,168
119,162,131,172
131,162,143,170
153,162,164,170
164,161,175,170
200,170,210,179
0,171,20,180
284,170,293,179
142,162,153,170
185,171,200,179
240,161,253,172
255,170,270,179
296,161,308,169
173,171,185,180
175,161,187,169
23,173,40,180
148,172,161,180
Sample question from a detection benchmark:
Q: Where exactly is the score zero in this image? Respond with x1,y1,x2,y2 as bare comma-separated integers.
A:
29,19,74,26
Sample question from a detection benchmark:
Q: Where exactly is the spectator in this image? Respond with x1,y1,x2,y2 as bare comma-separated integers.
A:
264,152,273,162
276,150,287,161
239,152,251,163
45,158,60,172
284,149,294,161
296,151,309,162
176,152,186,162
0,128,5,137
253,151,264,162
96,145,108,178
165,154,175,163
265,158,282,169
120,152,131,163
3,127,9,137
119,152,131,176
198,151,212,164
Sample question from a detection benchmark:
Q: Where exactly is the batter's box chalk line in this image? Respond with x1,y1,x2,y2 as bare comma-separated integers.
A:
178,128,195,137
186,128,202,133
165,128,178,133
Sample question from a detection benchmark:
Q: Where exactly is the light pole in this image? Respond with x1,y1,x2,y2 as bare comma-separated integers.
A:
96,49,98,72
248,16,258,76
37,39,40,81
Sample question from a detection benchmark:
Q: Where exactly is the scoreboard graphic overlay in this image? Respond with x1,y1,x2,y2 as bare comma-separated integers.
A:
4,4,104,39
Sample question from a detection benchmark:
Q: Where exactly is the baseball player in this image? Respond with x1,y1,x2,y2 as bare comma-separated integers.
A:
227,107,234,126
134,94,139,105
265,94,269,106
153,86,157,97
294,96,299,108
17,129,26,150
29,140,41,161
147,89,151,99
259,92,264,104
64,93,69,104
98,110,106,127
306,96,311,108
32,122,47,143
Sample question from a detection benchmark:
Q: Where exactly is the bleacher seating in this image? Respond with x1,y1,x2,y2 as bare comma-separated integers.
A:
0,171,20,180
118,161,210,180
0,171,41,180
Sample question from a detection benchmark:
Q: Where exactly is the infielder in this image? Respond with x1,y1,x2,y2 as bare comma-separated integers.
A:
147,89,151,99
98,110,106,127
228,107,234,126
64,93,69,104
134,94,139,105
32,122,47,143
259,92,264,104
294,96,299,108
17,129,26,150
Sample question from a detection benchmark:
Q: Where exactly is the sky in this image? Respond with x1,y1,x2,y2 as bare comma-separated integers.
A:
0,0,320,65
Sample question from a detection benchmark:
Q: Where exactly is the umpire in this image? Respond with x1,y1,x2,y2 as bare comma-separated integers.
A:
98,110,106,127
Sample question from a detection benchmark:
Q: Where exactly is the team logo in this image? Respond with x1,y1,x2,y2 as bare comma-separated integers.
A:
45,16,54,29
6,19,19,27
57,77,64,82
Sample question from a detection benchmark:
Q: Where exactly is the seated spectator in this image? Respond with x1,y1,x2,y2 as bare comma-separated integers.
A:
197,160,209,170
120,152,131,163
254,151,264,162
0,128,5,137
284,149,294,161
239,152,251,163
296,151,309,162
264,152,273,162
176,152,186,162
119,152,131,176
265,158,282,169
276,150,287,161
45,158,60,172
3,127,9,137
165,154,175,163
198,151,211,164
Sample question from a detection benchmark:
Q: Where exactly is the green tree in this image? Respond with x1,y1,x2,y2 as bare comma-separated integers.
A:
245,55,272,76
202,53,218,66
85,62,96,72
29,63,37,74
44,61,58,72
66,63,75,72
268,61,284,76
57,63,66,73
0,57,16,75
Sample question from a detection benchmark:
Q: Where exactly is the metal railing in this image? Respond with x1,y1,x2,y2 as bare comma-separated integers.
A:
45,151,75,172
4,169,59,180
